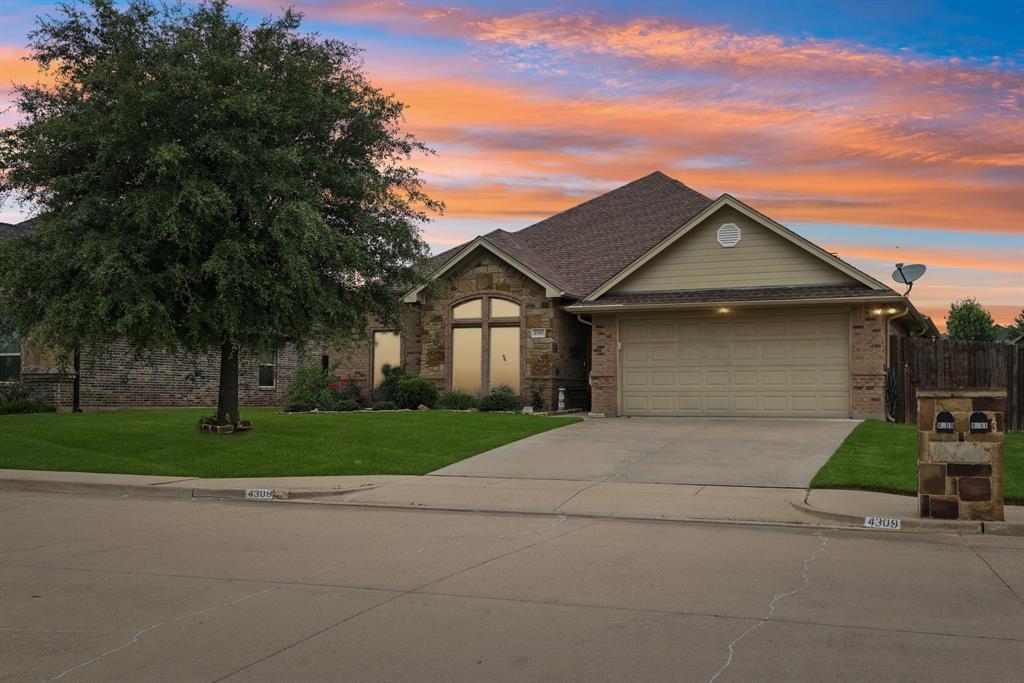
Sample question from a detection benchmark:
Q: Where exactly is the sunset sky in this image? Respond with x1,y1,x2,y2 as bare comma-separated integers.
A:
2,0,1022,329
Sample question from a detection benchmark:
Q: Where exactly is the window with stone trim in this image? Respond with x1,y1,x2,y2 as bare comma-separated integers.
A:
450,296,522,395
258,350,276,388
0,332,19,382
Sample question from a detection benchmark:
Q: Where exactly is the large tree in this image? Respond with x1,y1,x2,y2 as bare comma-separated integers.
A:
945,298,996,342
0,0,438,426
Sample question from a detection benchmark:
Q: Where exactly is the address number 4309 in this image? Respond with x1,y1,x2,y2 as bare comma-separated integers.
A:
863,516,901,530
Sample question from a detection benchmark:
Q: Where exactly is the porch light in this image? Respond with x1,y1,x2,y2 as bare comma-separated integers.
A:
886,307,898,314
872,308,884,315
718,307,730,314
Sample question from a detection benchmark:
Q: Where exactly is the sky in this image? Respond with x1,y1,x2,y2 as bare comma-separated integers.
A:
1,0,1022,330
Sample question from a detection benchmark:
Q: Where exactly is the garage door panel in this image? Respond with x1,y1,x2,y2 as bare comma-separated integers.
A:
621,312,849,417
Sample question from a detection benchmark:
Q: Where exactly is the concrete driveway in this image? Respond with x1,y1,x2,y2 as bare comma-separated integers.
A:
433,417,860,488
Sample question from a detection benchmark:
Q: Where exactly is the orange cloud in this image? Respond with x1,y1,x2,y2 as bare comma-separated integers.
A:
823,246,1024,274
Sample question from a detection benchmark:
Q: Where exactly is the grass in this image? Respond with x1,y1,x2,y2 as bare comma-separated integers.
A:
0,408,581,478
811,420,1023,504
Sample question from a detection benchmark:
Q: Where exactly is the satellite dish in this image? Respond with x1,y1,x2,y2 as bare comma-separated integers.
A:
892,263,926,295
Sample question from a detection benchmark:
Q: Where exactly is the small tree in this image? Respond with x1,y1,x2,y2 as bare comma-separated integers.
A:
0,0,439,426
945,298,996,342
1013,309,1024,335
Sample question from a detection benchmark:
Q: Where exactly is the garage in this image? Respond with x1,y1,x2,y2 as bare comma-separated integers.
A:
619,309,850,417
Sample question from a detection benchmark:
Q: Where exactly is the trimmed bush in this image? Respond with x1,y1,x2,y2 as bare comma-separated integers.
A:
371,400,397,411
333,399,361,412
439,390,478,410
0,400,57,415
394,375,438,409
479,386,522,412
375,364,405,402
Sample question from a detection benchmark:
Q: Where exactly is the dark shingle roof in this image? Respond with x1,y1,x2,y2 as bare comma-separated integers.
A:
566,283,886,309
419,171,712,297
0,218,36,242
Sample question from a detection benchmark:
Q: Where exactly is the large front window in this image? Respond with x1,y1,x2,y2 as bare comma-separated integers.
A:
372,330,401,387
450,296,521,395
0,332,20,382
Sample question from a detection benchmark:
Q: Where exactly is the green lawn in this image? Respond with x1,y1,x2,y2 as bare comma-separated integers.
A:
0,408,581,478
811,420,1024,504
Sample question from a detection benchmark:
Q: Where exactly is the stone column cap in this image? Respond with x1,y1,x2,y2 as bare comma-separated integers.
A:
917,388,1007,399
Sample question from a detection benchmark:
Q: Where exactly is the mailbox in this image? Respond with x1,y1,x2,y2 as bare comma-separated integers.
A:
969,411,991,434
934,410,956,433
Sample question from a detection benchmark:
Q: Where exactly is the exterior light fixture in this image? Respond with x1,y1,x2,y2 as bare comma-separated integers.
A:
872,308,883,315
886,307,898,314
718,307,730,314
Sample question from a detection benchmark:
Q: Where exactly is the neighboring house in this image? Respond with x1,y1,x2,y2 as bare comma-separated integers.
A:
2,171,937,417
1,219,305,408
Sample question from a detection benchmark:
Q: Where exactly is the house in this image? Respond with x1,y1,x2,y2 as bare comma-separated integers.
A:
332,171,936,418
2,171,937,417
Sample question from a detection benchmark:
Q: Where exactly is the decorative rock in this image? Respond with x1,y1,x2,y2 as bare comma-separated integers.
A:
417,404,429,411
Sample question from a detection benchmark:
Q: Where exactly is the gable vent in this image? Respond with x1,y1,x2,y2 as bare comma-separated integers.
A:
717,223,741,248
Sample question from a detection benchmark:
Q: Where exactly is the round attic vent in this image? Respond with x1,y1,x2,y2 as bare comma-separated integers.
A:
717,223,741,247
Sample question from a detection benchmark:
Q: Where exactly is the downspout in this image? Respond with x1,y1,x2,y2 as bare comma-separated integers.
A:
884,306,912,422
576,314,595,395
72,346,82,413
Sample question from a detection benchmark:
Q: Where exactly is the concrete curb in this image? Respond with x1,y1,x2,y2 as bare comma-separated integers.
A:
0,478,375,502
790,498,1024,536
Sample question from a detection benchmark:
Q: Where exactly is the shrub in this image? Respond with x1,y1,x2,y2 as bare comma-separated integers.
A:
479,386,522,412
329,379,364,406
530,388,545,412
333,399,361,412
0,400,57,415
394,375,438,409
284,362,330,412
439,389,478,410
375,364,405,402
372,400,397,411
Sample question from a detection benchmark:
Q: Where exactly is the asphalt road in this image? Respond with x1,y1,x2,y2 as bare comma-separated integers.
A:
1,491,1022,682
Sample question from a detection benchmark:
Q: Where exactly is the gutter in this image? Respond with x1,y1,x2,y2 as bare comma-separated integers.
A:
565,294,906,314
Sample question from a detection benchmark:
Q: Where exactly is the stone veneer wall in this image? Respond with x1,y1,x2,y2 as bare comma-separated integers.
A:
416,251,588,410
20,341,305,410
850,305,886,419
589,314,618,416
917,389,1005,521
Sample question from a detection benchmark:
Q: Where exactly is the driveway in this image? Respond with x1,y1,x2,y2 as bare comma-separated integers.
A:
433,417,860,488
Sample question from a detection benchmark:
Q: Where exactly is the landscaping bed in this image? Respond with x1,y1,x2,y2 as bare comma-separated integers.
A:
810,420,1023,504
0,408,580,478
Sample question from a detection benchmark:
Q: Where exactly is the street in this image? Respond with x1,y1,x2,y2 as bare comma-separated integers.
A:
1,491,1022,682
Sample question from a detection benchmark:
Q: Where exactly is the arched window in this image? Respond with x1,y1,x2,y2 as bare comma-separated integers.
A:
450,296,521,395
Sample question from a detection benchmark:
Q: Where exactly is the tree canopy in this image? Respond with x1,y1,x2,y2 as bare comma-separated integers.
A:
944,298,996,342
0,0,439,424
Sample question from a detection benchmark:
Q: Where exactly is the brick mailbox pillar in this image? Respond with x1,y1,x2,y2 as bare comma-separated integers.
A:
917,388,1005,521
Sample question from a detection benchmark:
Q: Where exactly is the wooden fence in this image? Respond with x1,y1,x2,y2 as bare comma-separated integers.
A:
888,336,1023,431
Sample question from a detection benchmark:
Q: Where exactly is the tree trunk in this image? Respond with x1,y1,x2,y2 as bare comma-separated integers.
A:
216,341,240,426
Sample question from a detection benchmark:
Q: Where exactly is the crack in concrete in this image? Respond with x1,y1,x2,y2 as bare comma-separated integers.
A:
47,587,273,681
707,530,829,683
212,517,598,682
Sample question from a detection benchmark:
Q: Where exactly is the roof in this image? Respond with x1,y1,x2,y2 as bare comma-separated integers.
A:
0,218,36,242
565,283,890,310
418,171,713,297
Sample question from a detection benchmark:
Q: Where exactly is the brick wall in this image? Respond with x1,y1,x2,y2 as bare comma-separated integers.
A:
850,305,886,419
589,314,618,416
21,341,307,410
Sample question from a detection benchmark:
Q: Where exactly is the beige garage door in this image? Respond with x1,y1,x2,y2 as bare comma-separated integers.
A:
620,311,850,417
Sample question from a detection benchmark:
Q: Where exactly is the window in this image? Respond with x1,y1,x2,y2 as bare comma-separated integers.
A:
258,351,276,388
372,331,401,387
0,332,20,383
449,296,522,395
